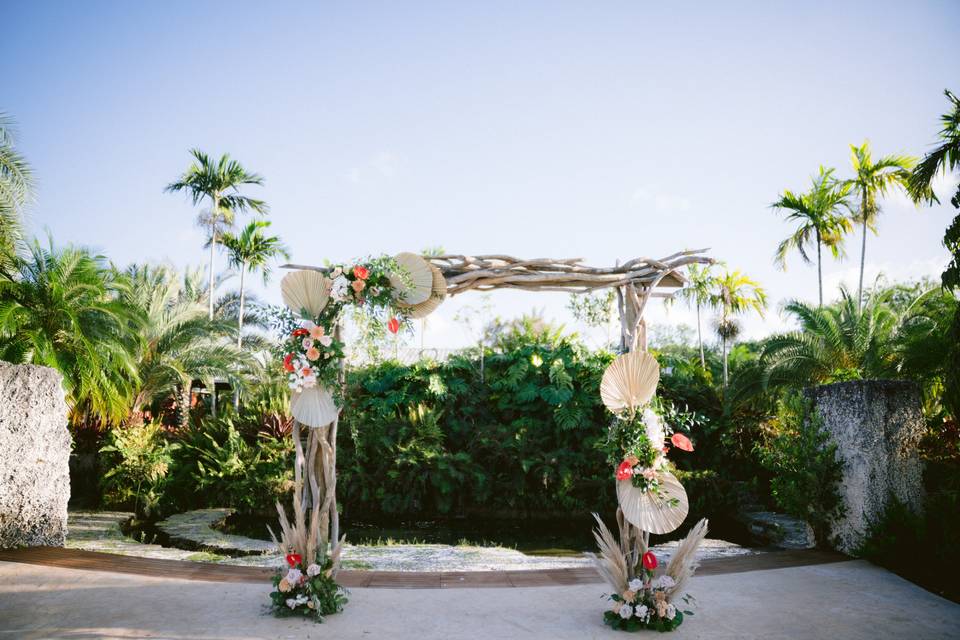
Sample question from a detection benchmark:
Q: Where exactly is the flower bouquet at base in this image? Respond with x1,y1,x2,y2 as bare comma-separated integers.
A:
593,516,708,633
268,551,348,622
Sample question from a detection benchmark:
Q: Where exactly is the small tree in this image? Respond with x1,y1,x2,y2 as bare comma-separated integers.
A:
670,263,719,368
772,167,852,306
165,150,268,320
220,220,289,348
708,268,766,386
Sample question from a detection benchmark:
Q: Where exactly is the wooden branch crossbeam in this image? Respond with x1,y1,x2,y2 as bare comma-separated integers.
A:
282,249,713,298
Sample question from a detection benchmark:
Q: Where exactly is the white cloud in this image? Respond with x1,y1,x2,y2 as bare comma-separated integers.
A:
631,185,691,213
822,257,947,297
341,150,402,184
885,172,959,210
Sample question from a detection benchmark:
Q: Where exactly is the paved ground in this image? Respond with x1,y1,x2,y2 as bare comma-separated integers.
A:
1,559,957,639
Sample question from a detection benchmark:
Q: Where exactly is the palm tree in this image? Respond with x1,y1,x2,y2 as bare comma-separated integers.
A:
844,141,916,310
119,264,250,425
909,89,960,211
0,113,33,270
0,239,140,425
759,286,898,388
220,220,289,348
709,269,766,386
908,88,960,420
772,167,853,306
672,263,718,368
165,150,268,320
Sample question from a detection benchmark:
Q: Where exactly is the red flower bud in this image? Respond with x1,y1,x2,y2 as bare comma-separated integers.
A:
615,460,634,481
285,553,302,567
670,433,694,452
292,328,309,338
282,353,295,373
387,317,400,334
642,551,658,570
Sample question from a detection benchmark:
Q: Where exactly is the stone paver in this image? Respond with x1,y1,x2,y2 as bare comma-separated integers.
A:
156,508,276,556
66,510,200,561
67,510,757,572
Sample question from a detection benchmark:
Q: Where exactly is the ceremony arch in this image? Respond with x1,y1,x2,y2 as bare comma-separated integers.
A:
270,248,712,620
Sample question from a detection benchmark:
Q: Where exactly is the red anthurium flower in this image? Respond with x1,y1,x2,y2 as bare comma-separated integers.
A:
353,265,370,280
642,551,658,570
387,317,400,334
285,553,302,567
671,433,694,452
292,328,309,338
615,460,634,481
282,353,295,373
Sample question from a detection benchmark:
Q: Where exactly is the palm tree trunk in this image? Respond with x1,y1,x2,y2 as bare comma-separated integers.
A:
237,264,246,349
696,301,704,368
722,334,728,386
234,263,246,410
208,194,219,321
816,229,823,307
857,215,867,312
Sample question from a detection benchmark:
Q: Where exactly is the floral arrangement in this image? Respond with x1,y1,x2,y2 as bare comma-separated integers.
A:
279,256,408,396
603,550,694,632
594,516,708,634
268,552,348,622
607,406,695,505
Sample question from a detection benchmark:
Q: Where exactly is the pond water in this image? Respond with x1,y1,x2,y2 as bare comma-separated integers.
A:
220,512,754,557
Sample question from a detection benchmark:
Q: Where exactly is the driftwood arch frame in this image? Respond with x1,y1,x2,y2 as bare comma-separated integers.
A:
277,249,713,575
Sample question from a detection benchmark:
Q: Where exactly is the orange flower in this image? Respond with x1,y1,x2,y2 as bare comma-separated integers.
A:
351,279,366,293
309,325,326,340
625,454,639,466
306,347,321,361
353,265,369,280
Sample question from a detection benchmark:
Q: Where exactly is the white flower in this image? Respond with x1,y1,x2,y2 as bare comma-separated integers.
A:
643,408,665,448
306,563,322,577
295,595,309,606
628,578,643,592
301,320,316,330
331,267,342,278
331,276,350,301
665,604,676,620
317,334,333,347
286,598,297,609
286,568,303,584
635,604,649,620
302,337,314,349
618,604,633,619
653,575,676,590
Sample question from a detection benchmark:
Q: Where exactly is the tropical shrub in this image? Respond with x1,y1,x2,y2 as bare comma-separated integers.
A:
755,395,844,546
167,413,293,514
99,421,177,516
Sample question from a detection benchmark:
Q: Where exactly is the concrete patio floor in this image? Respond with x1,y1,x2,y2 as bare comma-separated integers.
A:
1,559,958,639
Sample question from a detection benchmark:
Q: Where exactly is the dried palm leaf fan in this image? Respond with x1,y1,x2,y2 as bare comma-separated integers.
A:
616,471,689,535
290,386,338,428
600,351,660,414
389,252,434,305
281,270,331,318
397,264,446,319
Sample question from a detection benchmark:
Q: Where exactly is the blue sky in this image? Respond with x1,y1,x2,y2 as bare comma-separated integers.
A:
4,1,959,348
